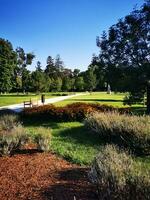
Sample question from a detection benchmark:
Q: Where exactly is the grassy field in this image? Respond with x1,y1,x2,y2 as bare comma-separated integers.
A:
0,93,59,107
55,92,127,107
24,119,150,168
0,92,144,108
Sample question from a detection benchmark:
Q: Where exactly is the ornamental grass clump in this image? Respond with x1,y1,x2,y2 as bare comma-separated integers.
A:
34,127,51,152
0,115,28,156
84,112,150,155
89,145,150,200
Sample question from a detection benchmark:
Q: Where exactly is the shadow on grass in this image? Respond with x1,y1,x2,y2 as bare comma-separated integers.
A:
54,125,106,147
22,118,61,129
0,94,37,97
64,98,123,102
130,106,146,115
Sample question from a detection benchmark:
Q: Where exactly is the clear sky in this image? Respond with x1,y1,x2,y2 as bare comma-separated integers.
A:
0,0,144,71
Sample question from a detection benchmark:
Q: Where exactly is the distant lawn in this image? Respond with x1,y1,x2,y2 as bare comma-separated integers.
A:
0,93,59,107
0,92,145,114
55,92,143,108
25,120,150,168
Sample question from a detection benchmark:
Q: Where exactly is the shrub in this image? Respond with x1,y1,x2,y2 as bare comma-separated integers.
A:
0,114,20,131
0,115,28,156
0,125,28,156
21,102,131,122
89,145,150,200
34,127,51,152
84,112,150,155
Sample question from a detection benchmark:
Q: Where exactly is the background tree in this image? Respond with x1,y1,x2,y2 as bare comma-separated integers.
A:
16,47,35,92
32,61,50,93
96,1,150,113
84,68,97,91
74,76,85,91
0,38,17,93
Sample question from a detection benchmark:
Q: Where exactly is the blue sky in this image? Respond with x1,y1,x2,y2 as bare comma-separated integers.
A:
0,0,144,71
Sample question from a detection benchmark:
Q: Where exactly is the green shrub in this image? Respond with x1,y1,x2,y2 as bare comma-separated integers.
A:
0,114,20,131
0,126,28,156
0,115,28,156
21,102,131,122
34,127,51,152
84,112,150,155
89,145,150,200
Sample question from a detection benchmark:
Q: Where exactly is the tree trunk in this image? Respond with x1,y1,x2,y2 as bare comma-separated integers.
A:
147,84,150,114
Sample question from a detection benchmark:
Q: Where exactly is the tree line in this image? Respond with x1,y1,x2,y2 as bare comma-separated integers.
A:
0,40,98,93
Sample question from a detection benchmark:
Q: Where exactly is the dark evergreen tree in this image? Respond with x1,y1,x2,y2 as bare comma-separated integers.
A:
0,38,17,93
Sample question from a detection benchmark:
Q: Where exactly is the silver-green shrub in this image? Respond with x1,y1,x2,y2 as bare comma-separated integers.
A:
34,127,51,152
0,115,28,156
84,112,150,155
89,145,150,200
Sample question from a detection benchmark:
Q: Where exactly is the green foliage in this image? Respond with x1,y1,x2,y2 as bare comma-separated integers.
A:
34,127,51,152
22,102,131,122
96,1,150,112
0,38,17,92
50,77,62,92
85,112,150,155
75,76,85,91
85,68,97,91
0,115,28,156
31,62,50,92
89,145,150,200
62,77,72,91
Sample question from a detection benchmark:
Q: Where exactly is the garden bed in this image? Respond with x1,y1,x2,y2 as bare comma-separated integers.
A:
0,144,98,200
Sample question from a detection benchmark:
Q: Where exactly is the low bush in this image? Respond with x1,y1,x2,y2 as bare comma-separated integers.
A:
34,127,51,152
0,114,20,131
89,145,150,200
84,112,150,155
21,102,131,122
0,126,28,156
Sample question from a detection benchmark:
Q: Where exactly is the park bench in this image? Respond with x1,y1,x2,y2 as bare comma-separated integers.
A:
24,98,38,108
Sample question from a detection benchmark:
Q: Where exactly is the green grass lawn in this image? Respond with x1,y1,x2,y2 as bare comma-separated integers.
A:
55,92,127,107
25,121,101,165
0,93,59,107
24,119,150,168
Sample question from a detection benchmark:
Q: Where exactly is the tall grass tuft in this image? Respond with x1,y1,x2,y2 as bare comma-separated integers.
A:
34,127,51,152
89,145,150,200
84,112,150,155
0,115,28,156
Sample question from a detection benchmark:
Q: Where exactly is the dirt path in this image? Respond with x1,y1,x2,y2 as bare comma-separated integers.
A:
0,148,97,200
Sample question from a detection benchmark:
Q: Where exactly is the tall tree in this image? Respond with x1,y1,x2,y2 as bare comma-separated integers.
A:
96,1,150,113
85,68,97,91
32,61,50,92
0,38,17,93
16,47,35,92
75,76,85,91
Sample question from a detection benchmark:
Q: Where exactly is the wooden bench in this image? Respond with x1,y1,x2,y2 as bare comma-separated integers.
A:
24,99,32,108
24,99,38,108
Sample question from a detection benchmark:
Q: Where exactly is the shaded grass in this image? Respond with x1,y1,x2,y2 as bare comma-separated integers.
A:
24,118,149,167
24,120,102,165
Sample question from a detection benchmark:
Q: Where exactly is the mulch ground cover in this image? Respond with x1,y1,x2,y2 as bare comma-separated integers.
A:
0,145,98,200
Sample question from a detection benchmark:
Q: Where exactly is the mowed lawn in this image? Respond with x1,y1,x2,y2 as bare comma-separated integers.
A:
25,120,150,168
0,93,57,107
55,92,127,107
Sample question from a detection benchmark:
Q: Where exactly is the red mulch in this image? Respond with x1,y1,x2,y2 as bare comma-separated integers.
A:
0,145,98,200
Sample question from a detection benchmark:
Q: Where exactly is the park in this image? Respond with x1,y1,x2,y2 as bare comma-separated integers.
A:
0,0,150,200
